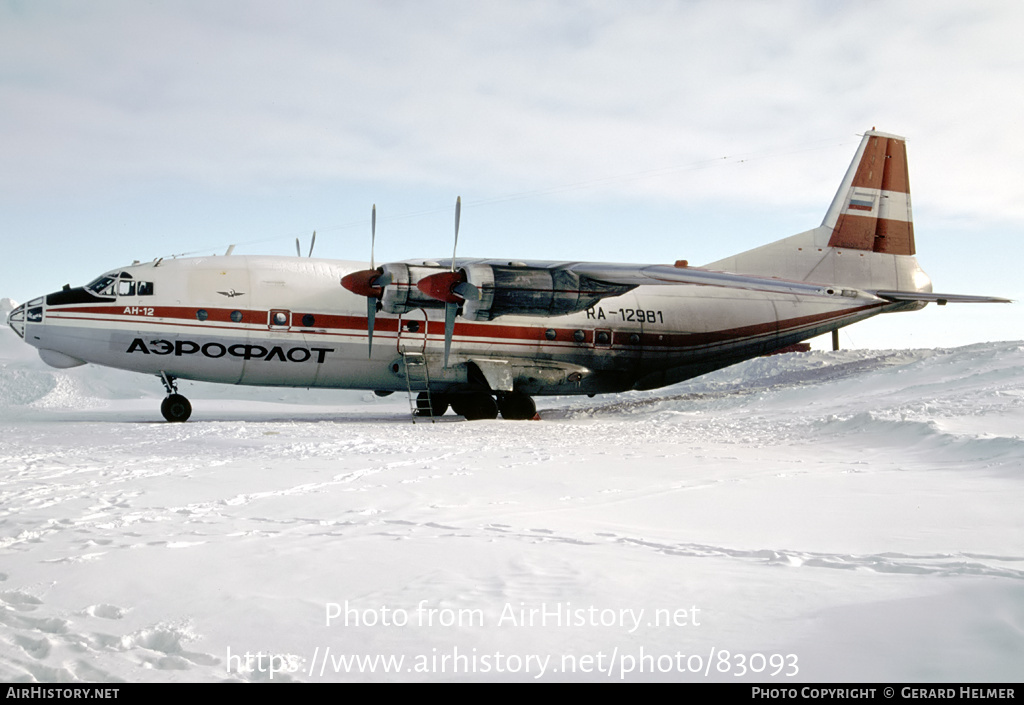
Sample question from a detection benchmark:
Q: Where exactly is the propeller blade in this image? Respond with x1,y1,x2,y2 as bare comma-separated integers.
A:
443,301,458,368
295,238,301,257
308,230,316,257
452,281,479,301
365,205,380,357
444,197,463,366
452,196,460,272
367,297,376,358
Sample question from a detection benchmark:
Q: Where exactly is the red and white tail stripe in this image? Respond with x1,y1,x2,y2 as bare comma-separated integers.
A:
826,130,915,256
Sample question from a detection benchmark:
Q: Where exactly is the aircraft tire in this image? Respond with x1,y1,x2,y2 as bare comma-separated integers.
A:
452,393,498,421
498,392,536,420
161,394,192,423
415,392,449,417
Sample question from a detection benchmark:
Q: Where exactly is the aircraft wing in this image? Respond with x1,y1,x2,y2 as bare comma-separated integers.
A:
566,262,843,298
559,264,1012,304
343,258,1010,366
347,257,1011,317
570,264,1012,304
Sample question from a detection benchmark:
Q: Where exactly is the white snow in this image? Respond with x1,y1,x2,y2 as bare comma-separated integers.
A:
1,325,1021,682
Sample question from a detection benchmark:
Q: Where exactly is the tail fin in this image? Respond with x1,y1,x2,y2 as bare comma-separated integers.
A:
822,129,915,255
705,128,931,294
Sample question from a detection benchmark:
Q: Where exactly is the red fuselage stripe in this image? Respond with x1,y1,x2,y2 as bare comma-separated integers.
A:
44,302,885,352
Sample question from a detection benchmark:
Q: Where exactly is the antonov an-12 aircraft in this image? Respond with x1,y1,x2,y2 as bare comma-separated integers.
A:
6,130,1010,421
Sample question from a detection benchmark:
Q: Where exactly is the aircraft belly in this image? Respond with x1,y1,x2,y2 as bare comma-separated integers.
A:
631,290,889,390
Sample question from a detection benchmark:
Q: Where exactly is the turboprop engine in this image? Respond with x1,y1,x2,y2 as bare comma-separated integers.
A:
430,263,631,321
341,261,634,365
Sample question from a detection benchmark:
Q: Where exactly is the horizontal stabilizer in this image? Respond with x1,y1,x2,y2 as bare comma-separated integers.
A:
872,290,1012,304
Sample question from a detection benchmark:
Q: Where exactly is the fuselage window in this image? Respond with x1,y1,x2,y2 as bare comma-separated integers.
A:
117,280,135,297
272,311,288,326
196,309,208,321
230,311,243,323
137,282,154,296
302,314,315,327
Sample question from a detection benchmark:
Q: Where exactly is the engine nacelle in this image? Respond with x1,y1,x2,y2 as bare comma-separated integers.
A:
379,263,451,314
460,264,632,321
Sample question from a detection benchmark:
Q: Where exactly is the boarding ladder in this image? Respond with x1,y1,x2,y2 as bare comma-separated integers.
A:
400,349,437,423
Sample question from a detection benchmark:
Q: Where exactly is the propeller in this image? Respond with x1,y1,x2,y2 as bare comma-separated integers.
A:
297,231,317,257
415,197,479,367
342,198,476,365
340,205,387,358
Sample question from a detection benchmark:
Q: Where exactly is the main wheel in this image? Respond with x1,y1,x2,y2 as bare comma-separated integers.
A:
415,392,449,417
451,393,499,420
161,394,192,423
498,392,537,420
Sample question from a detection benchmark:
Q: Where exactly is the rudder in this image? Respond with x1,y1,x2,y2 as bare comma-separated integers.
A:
822,130,915,255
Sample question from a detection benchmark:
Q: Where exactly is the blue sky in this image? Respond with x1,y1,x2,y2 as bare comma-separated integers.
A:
2,0,1021,348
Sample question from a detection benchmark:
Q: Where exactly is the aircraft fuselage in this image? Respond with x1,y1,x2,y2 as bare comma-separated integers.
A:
10,254,898,398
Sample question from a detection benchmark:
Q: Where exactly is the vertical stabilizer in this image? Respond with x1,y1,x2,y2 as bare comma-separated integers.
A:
822,129,915,255
705,129,930,294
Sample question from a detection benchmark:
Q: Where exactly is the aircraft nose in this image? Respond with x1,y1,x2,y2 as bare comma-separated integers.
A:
7,302,27,338
6,298,44,339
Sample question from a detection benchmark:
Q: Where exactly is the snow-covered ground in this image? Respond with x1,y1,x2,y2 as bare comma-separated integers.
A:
1,318,1022,682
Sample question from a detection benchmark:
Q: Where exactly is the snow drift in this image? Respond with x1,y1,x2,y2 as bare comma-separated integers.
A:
1,323,1022,682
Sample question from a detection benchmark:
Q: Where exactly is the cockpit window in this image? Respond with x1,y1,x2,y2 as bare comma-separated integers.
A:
86,275,117,297
85,272,153,297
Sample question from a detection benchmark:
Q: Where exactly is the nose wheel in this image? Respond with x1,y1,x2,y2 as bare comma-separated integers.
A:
159,372,192,422
161,394,192,423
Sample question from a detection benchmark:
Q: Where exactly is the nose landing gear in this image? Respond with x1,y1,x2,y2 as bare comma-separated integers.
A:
159,372,192,422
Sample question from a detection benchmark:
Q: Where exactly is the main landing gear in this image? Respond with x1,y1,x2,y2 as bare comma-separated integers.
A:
449,392,498,421
445,391,538,421
497,391,537,421
414,392,450,418
159,372,192,423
